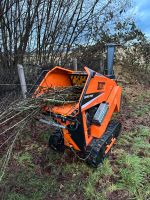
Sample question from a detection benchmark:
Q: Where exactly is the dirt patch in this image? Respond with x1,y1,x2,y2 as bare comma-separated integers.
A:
108,190,129,200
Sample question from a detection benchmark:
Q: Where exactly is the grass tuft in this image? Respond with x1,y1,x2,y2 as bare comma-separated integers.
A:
117,153,146,197
84,159,113,200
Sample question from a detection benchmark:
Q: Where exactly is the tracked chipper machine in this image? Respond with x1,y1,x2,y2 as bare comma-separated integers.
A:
35,44,122,167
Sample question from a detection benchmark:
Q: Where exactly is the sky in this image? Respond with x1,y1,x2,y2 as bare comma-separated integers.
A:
134,0,150,38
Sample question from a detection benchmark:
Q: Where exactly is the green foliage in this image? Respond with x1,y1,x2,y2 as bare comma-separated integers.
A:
7,193,28,200
38,131,49,143
87,159,113,184
141,157,150,175
118,132,133,145
138,126,150,137
118,126,150,155
62,161,89,174
1,84,150,200
111,125,150,199
132,137,150,155
16,152,34,167
117,154,146,196
84,159,113,200
120,42,150,85
2,168,58,200
133,104,150,117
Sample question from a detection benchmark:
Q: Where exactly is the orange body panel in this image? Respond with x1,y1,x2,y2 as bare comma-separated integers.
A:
51,103,78,116
86,75,115,94
90,86,122,139
35,67,73,96
80,68,121,146
63,129,80,150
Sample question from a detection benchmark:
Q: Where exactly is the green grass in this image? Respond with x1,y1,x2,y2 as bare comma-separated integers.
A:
117,154,146,194
1,167,59,200
112,125,150,200
7,193,28,200
84,159,113,200
16,152,34,166
1,127,150,200
133,104,150,117
117,153,150,200
0,85,150,200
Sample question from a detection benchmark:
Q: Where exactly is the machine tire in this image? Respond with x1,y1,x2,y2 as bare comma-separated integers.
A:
48,129,65,152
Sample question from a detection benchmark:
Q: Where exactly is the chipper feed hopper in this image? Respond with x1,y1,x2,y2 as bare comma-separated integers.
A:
35,44,122,167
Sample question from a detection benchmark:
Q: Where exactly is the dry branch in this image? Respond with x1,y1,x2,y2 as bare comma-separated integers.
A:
0,85,83,180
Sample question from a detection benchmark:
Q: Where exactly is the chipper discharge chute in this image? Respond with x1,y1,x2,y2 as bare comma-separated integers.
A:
34,44,122,167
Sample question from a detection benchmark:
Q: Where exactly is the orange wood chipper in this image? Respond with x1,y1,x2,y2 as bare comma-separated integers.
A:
34,44,122,167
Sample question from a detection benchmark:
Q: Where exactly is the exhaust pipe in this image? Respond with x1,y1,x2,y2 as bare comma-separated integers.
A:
106,43,116,77
104,43,121,79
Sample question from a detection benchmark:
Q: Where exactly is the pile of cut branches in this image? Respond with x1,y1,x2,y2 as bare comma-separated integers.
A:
0,85,83,180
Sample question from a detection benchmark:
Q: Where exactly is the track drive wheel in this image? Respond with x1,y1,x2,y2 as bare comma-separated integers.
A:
49,129,65,152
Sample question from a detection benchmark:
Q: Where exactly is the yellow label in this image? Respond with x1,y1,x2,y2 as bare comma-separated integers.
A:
70,75,87,85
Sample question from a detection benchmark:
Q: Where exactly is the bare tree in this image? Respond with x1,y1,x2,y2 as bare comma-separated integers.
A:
0,0,141,85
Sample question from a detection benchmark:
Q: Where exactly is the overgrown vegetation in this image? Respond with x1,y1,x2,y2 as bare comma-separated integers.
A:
0,0,144,87
0,82,149,200
118,41,150,85
0,85,83,181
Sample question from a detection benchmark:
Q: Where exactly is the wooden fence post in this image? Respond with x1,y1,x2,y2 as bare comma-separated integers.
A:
73,58,77,71
17,64,27,98
58,59,61,66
